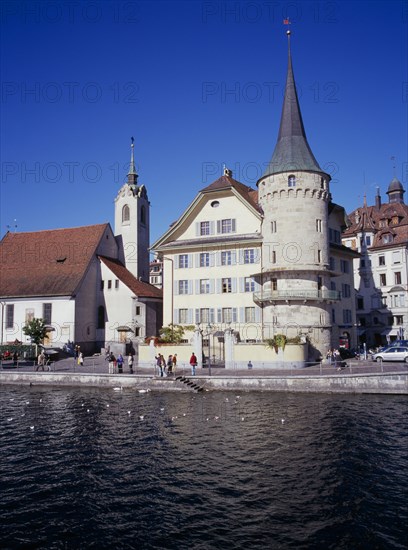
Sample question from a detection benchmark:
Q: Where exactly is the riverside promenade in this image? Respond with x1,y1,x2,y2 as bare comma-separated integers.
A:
1,355,407,394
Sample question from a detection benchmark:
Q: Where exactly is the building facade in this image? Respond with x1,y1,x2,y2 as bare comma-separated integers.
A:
0,142,162,354
342,180,408,348
152,33,358,362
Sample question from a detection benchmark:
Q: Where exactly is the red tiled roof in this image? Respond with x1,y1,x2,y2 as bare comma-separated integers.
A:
0,224,110,298
343,202,408,248
99,256,162,299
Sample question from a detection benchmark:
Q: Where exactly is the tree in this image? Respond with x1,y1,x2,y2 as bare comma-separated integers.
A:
159,324,193,344
22,318,48,346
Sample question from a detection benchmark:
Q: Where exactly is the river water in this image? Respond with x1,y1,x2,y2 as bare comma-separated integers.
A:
0,386,407,549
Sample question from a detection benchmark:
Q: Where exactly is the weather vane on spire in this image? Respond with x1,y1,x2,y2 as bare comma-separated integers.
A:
390,156,396,176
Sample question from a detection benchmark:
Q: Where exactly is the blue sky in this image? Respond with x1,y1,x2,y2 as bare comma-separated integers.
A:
1,0,407,248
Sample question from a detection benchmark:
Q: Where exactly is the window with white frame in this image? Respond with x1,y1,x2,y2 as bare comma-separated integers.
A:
288,174,296,187
179,309,188,324
200,308,210,324
200,279,210,294
379,273,387,286
222,308,232,323
222,278,232,293
244,249,255,264
245,307,255,322
392,251,401,264
394,272,402,285
179,254,189,268
379,255,385,266
217,219,236,234
200,221,210,235
178,280,189,294
221,251,232,266
200,252,210,267
244,277,255,292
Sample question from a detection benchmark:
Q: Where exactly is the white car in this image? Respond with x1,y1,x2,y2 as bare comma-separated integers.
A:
372,346,408,363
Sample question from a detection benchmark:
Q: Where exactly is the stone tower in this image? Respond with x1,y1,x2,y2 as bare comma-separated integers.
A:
114,138,150,281
256,32,336,356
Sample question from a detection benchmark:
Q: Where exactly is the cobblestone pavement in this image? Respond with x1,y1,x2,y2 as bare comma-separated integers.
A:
1,355,407,377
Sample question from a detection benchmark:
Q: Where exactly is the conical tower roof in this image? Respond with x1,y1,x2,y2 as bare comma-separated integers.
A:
260,32,328,181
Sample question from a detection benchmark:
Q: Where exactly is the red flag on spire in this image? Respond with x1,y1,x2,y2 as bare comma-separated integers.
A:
283,18,291,25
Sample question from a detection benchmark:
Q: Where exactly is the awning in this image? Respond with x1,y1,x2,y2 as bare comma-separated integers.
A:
381,329,399,336
116,326,134,333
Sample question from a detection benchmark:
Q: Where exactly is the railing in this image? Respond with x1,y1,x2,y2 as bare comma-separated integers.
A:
253,289,342,303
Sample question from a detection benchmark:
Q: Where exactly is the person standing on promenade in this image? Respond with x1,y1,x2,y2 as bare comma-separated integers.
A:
190,352,197,376
172,353,177,374
117,353,124,373
128,353,134,374
78,352,84,367
108,352,116,374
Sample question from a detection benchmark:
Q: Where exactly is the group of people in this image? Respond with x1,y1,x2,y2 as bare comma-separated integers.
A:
155,353,177,377
326,348,342,368
107,352,134,374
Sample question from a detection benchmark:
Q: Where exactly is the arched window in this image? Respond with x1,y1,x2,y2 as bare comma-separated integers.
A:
141,204,146,225
288,175,296,187
97,306,105,329
122,205,130,223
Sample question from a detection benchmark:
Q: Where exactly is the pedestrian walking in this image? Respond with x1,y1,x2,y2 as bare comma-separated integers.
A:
167,354,173,374
78,352,84,367
36,351,46,371
172,353,177,374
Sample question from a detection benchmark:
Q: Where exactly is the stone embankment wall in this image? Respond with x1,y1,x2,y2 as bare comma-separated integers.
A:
0,372,407,394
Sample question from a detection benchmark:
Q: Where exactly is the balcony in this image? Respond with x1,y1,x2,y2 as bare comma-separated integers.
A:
253,289,342,304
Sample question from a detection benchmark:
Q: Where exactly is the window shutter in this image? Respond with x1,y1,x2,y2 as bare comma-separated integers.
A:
217,308,222,323
217,220,221,234
188,253,193,268
216,251,221,266
232,308,238,322
174,309,179,324
231,278,237,293
174,256,179,269
216,279,222,294
255,307,262,322
195,280,200,294
195,253,200,267
209,251,215,267
239,277,245,292
239,307,245,322
188,309,194,324
188,280,193,295
210,308,215,323
174,281,179,295
238,249,244,264
254,248,260,264
231,251,237,265
195,309,200,324
232,219,236,232
210,221,215,235
210,279,215,294
195,222,200,236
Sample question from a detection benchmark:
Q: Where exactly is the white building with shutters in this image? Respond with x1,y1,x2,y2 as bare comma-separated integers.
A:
152,171,264,360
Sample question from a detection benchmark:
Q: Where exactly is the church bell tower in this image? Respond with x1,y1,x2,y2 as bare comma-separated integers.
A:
114,138,150,281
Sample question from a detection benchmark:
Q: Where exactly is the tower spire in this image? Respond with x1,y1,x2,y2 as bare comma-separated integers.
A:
260,31,328,181
127,136,138,185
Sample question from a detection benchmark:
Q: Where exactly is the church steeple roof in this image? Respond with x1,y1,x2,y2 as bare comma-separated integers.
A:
127,137,138,186
386,176,405,204
260,32,327,181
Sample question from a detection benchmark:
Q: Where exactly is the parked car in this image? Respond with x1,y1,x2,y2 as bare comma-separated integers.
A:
372,346,408,363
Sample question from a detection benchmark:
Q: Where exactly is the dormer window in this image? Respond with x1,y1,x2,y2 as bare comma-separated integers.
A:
382,234,393,244
288,175,296,187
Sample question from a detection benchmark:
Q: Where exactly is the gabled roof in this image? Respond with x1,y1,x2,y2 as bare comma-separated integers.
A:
152,172,261,251
200,174,260,211
0,224,110,298
260,33,328,181
99,256,162,299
